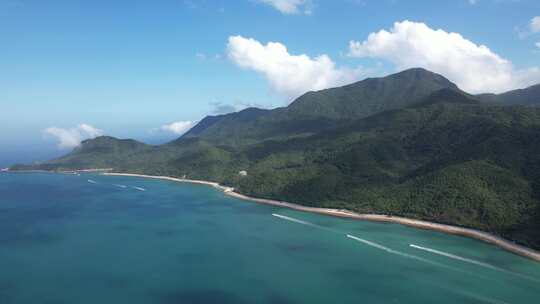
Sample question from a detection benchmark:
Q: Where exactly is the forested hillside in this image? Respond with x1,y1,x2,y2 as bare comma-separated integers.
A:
12,69,540,249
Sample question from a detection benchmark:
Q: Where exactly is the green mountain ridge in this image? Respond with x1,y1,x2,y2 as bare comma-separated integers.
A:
476,83,540,105
11,68,540,250
182,68,461,145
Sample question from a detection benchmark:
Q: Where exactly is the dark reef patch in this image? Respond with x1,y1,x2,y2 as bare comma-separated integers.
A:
0,206,68,247
154,228,180,238
114,224,133,231
175,252,209,264
274,241,329,256
0,279,16,303
155,289,247,304
266,292,297,304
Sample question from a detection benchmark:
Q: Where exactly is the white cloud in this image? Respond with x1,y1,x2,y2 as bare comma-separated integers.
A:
160,121,196,135
536,42,540,49
468,0,477,4
44,124,104,149
531,16,540,33
210,101,238,114
227,35,362,99
257,0,311,15
196,52,223,61
77,123,103,138
348,20,540,93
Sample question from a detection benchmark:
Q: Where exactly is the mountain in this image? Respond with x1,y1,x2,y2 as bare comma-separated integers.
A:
285,67,460,119
11,69,540,250
181,107,271,144
182,68,460,145
11,136,152,171
477,83,540,106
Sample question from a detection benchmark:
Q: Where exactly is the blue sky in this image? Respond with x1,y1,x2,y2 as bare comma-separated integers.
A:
1,0,540,166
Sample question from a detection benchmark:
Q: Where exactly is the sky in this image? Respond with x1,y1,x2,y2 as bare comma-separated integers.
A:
1,0,540,166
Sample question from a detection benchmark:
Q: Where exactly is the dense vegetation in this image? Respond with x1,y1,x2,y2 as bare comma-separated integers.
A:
11,68,540,249
477,83,540,106
182,68,460,145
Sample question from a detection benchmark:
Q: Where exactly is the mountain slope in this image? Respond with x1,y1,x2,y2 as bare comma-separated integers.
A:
286,67,459,119
477,84,540,106
231,92,540,247
181,107,271,143
182,68,460,145
11,136,151,171
11,69,540,250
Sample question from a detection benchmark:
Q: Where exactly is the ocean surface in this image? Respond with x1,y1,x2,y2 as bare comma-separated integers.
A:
1,172,539,304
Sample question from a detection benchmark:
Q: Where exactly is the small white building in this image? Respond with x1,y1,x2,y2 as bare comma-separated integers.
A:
238,170,248,176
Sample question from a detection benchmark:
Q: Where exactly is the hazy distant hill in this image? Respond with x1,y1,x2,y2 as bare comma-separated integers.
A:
477,83,540,106
12,69,540,250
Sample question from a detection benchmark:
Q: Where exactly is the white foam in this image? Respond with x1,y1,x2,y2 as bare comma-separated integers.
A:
272,215,484,278
454,289,510,304
271,213,336,233
87,179,97,184
410,244,540,283
347,234,444,267
131,186,146,191
272,213,316,227
113,184,127,189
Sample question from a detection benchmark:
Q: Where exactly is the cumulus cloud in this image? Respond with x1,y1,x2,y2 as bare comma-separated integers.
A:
348,20,540,93
210,101,238,115
160,121,196,135
227,35,362,99
531,16,540,33
44,124,103,149
258,0,311,14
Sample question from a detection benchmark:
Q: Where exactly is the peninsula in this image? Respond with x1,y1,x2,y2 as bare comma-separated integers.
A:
12,68,540,256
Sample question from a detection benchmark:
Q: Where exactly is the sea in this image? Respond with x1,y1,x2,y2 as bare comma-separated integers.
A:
1,172,539,304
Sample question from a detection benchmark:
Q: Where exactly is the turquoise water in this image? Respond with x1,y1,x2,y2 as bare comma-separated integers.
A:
1,173,539,303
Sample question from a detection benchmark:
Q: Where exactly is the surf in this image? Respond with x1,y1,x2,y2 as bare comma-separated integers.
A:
130,186,146,191
272,214,455,271
272,213,338,233
409,244,540,283
347,234,447,267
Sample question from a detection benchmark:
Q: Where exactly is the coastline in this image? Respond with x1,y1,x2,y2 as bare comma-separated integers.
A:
102,172,540,262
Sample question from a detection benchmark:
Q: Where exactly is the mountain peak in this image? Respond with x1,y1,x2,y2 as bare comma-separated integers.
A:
179,68,464,144
383,68,458,89
181,107,270,140
287,67,460,120
77,136,147,153
414,88,478,107
80,135,118,145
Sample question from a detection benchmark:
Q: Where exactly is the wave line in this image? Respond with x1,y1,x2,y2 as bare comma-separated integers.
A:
347,234,444,266
131,186,146,191
271,213,338,233
410,244,540,283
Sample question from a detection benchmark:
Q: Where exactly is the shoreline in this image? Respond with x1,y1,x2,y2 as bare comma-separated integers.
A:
102,172,540,262
2,168,113,174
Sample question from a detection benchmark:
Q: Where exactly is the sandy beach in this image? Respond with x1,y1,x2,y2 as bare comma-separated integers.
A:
103,172,540,262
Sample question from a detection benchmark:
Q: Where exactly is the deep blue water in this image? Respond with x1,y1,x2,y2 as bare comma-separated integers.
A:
0,172,539,303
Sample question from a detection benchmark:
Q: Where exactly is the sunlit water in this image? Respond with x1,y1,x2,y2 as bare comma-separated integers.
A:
1,172,539,303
